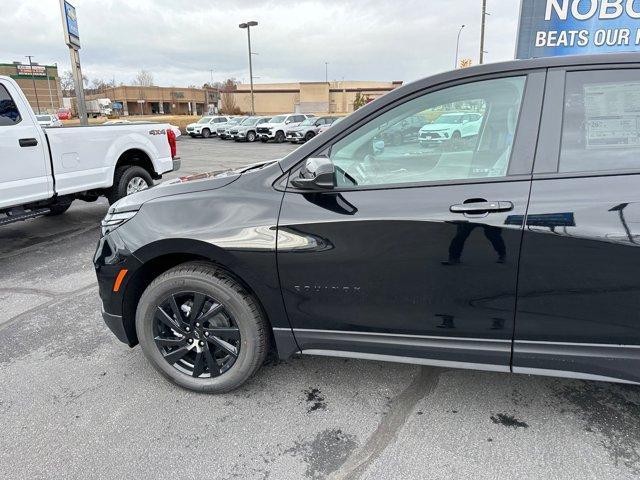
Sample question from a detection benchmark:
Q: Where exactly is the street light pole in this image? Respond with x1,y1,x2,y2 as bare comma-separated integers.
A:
454,25,465,69
25,55,41,114
480,0,487,64
239,21,258,115
325,62,328,83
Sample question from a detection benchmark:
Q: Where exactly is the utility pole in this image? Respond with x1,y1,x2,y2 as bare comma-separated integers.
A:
239,21,258,115
479,0,487,64
455,25,465,69
25,55,41,114
325,62,328,83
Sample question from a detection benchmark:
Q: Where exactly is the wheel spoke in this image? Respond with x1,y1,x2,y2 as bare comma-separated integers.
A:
203,327,240,342
199,303,224,323
156,306,185,334
192,351,205,377
154,336,186,347
204,347,221,377
190,293,206,324
207,335,238,357
169,295,187,327
162,346,191,364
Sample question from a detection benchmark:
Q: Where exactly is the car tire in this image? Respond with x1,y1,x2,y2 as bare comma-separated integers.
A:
247,131,256,142
136,262,269,393
46,202,72,216
107,165,154,205
275,131,285,143
451,131,461,140
304,131,315,142
202,129,211,139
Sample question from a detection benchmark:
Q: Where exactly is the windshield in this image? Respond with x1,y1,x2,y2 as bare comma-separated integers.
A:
198,117,213,124
36,115,51,121
433,114,464,125
228,118,245,125
241,117,259,126
269,115,286,123
300,118,315,126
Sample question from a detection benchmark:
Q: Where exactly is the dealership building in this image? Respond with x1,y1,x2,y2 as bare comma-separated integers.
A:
233,80,403,115
0,62,63,113
84,80,402,117
85,85,219,116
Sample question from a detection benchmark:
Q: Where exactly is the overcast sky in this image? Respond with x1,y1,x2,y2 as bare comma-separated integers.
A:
1,0,521,87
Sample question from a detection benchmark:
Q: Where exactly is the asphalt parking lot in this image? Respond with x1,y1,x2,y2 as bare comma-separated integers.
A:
1,136,639,479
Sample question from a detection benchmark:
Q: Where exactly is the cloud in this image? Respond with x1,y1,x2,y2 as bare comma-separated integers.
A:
0,0,520,87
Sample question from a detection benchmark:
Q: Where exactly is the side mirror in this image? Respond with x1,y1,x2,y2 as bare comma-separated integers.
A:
291,157,336,190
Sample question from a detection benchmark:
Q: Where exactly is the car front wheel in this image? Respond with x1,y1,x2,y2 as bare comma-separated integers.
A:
135,262,269,393
247,131,256,142
275,131,285,143
201,128,211,138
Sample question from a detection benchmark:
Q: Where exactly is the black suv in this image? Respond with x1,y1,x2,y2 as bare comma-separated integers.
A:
95,53,640,392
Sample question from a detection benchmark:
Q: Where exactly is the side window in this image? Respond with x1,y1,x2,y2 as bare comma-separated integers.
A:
0,84,22,126
560,69,640,173
293,115,305,123
330,76,526,188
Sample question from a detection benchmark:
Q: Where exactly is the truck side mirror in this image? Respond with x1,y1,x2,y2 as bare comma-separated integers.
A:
290,157,336,190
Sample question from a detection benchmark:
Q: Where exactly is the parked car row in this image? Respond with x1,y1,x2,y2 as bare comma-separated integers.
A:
185,111,485,148
185,114,344,144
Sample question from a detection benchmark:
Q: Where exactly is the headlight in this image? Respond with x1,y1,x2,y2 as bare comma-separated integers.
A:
101,210,138,236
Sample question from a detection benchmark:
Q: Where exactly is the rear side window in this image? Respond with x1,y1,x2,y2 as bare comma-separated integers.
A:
0,84,21,126
560,69,640,173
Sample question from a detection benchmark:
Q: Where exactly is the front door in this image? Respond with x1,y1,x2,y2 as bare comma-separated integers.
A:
0,81,50,210
278,72,543,369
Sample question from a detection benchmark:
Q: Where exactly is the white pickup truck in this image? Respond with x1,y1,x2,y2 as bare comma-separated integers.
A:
0,76,180,225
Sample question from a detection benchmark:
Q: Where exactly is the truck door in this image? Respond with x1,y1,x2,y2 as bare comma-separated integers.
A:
0,80,50,210
514,67,640,384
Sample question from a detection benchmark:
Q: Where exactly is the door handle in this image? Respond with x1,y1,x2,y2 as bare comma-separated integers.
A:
19,138,38,147
450,201,513,214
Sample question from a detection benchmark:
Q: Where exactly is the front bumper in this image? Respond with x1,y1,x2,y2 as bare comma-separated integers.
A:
94,230,143,346
102,308,128,344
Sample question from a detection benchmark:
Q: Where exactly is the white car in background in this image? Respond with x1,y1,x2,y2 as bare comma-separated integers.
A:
185,116,229,138
257,114,314,143
419,112,483,147
36,114,63,128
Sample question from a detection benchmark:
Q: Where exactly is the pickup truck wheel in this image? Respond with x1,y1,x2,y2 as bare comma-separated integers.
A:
275,131,286,143
108,165,154,205
202,129,211,139
136,262,269,393
46,202,72,216
246,131,256,142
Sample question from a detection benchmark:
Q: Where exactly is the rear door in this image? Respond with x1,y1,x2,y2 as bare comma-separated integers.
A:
0,80,50,209
514,65,640,383
277,71,545,368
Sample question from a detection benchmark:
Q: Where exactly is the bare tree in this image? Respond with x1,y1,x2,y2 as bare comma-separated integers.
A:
60,70,88,96
219,78,240,115
133,70,154,87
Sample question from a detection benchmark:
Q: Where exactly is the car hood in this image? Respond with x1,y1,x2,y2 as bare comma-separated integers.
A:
420,124,455,131
109,160,280,214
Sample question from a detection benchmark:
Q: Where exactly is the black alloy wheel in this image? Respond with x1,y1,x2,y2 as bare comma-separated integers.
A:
152,291,241,378
275,130,286,143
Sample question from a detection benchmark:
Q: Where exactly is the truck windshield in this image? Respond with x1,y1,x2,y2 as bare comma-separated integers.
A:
270,115,286,123
241,117,259,126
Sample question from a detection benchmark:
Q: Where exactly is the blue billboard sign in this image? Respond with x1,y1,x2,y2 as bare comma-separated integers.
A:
517,0,640,58
63,1,80,48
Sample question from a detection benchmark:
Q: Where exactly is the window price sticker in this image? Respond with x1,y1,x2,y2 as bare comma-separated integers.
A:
584,82,640,148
